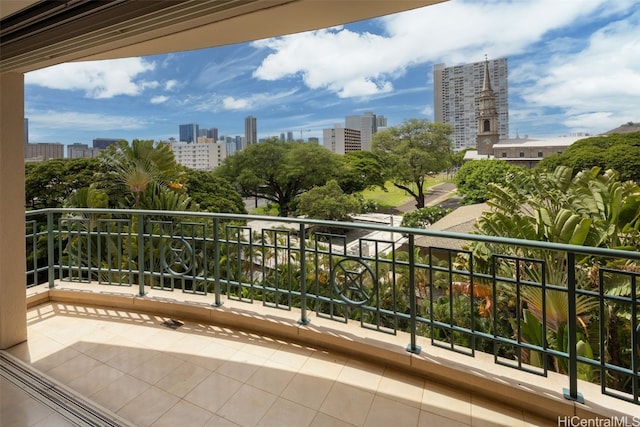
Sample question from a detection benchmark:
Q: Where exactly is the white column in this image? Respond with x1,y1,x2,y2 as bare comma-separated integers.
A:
0,72,27,349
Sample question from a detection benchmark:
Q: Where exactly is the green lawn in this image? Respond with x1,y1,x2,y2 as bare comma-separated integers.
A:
360,175,450,210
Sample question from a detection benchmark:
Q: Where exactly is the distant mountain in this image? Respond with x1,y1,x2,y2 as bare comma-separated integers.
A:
604,122,640,134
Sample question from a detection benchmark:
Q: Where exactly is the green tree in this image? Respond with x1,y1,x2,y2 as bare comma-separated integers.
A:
215,139,338,216
335,151,386,194
184,169,246,214
97,139,184,208
400,206,452,229
454,159,522,204
25,157,100,208
295,180,363,220
373,119,453,209
537,132,640,183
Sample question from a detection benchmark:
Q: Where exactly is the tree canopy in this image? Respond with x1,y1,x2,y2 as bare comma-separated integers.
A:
295,180,363,221
335,151,386,194
25,157,100,209
215,139,338,216
373,119,453,209
454,159,522,204
184,170,246,214
536,132,640,183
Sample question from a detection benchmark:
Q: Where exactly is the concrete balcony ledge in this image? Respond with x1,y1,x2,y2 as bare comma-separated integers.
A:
26,282,637,423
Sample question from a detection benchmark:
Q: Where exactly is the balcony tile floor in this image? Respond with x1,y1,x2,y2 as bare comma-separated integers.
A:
3,302,552,426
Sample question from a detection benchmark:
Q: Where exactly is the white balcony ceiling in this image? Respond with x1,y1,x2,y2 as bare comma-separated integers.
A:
1,0,445,73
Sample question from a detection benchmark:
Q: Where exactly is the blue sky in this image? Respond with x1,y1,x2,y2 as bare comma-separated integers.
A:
24,0,640,147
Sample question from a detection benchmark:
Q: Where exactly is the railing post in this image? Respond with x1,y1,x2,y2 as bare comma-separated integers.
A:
137,213,146,296
563,252,583,403
406,234,421,354
212,218,222,307
47,211,55,289
298,223,309,325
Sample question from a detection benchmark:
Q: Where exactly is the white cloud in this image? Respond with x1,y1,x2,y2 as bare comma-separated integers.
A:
517,8,640,133
25,58,155,99
222,96,250,110
151,96,169,104
27,110,148,131
248,0,640,136
164,80,178,90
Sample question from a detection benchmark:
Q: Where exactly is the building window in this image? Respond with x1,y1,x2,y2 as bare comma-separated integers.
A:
483,120,490,132
519,152,525,158
501,152,506,158
538,151,543,157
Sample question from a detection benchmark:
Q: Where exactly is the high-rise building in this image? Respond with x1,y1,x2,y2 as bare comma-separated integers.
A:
323,125,361,154
286,131,294,142
67,143,101,158
244,116,257,148
93,138,121,149
208,128,218,141
344,112,386,151
171,138,227,171
433,58,508,151
24,142,64,161
179,123,199,143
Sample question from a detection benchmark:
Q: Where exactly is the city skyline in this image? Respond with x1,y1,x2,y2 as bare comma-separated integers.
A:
23,0,639,147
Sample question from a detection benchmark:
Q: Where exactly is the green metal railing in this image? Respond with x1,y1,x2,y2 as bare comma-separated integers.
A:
25,208,640,405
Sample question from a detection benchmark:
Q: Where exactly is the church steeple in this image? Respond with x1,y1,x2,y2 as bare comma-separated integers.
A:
482,55,492,92
476,56,499,156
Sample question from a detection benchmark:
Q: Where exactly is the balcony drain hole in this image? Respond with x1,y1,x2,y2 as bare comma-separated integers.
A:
161,319,184,329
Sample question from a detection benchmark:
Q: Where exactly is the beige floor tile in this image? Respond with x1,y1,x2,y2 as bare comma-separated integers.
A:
184,372,243,413
299,352,346,380
319,382,375,426
46,353,103,384
418,410,471,427
203,414,242,426
105,345,158,373
421,379,472,425
377,368,425,408
89,373,151,412
217,384,278,426
246,359,296,395
31,412,77,426
128,352,184,385
336,358,383,391
257,397,317,427
30,346,82,373
216,351,266,383
310,412,356,427
363,395,421,427
150,400,213,427
0,385,59,426
471,396,525,427
239,336,283,359
75,339,127,363
281,372,335,410
117,385,180,427
269,342,315,366
154,360,209,397
67,363,125,396
7,334,67,364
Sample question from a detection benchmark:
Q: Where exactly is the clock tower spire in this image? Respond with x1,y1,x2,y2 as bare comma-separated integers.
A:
476,56,500,155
